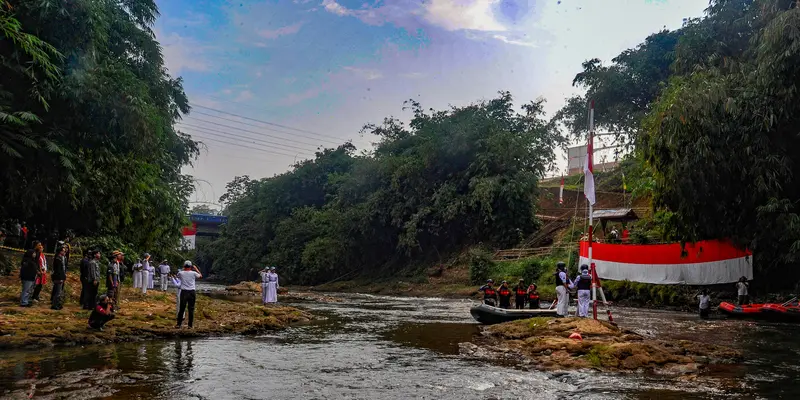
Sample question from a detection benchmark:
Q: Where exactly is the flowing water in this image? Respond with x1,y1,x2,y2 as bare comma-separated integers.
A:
1,286,799,399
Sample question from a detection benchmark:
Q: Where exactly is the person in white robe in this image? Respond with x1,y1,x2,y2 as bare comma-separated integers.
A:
260,266,279,304
571,264,592,318
555,261,570,317
141,253,152,294
147,262,155,289
132,260,143,289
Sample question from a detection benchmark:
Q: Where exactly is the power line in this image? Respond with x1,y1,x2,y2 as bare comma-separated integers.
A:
189,103,345,142
182,116,327,148
177,122,316,155
190,109,342,146
190,134,308,159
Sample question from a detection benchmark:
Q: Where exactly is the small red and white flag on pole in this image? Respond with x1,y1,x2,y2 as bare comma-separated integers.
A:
559,176,564,205
584,103,596,205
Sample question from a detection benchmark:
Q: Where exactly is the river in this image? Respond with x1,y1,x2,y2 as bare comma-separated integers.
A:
1,286,799,399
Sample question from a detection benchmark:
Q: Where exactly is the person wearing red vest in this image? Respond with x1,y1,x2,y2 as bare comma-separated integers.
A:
478,279,498,307
497,281,512,309
527,283,540,309
514,279,527,309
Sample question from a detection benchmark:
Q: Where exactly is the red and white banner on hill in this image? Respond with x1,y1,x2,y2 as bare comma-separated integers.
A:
579,240,753,285
181,222,198,250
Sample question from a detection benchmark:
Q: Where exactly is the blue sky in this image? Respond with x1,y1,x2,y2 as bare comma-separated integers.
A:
155,0,708,206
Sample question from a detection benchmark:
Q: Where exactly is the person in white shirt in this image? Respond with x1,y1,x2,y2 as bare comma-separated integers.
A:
176,260,202,329
159,260,171,291
698,289,711,319
171,274,182,317
736,276,750,305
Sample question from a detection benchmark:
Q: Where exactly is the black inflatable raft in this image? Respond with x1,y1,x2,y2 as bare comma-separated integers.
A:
470,303,559,325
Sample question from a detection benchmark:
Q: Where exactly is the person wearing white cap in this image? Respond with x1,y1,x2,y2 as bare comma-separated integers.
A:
176,260,202,329
259,266,279,304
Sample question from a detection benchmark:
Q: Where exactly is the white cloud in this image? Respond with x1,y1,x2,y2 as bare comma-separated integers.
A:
422,0,506,31
157,30,214,74
344,66,383,80
491,34,539,48
399,72,426,79
322,0,350,16
257,22,304,39
235,90,255,102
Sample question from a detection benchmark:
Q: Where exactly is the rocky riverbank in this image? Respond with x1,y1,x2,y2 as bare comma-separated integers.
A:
0,273,312,350
460,317,742,376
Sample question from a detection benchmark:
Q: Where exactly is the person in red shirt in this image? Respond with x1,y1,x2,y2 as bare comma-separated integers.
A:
88,295,115,331
497,281,512,309
514,279,527,309
30,241,47,302
478,279,497,306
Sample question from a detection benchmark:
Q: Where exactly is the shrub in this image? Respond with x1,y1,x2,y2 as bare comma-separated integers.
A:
468,247,495,284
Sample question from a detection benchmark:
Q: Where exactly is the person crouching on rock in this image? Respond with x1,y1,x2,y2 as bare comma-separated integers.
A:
555,261,570,317
479,279,497,306
527,283,540,309
571,264,591,318
497,281,512,309
514,279,527,309
89,294,115,331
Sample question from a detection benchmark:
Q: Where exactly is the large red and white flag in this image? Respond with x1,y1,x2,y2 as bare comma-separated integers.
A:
559,176,564,205
583,118,596,205
579,240,753,285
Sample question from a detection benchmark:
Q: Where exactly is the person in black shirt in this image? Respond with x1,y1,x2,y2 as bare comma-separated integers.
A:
19,243,40,307
497,281,512,309
79,249,92,309
514,279,527,309
478,279,498,306
51,246,67,310
527,283,540,309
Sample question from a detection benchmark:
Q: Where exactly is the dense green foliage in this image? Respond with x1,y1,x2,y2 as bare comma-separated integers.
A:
557,0,800,286
645,0,800,277
210,93,563,284
554,29,681,147
0,1,197,254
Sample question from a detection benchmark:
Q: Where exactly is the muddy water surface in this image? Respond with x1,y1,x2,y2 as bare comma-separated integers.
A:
1,288,799,399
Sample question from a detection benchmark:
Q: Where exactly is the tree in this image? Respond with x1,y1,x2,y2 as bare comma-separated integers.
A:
0,0,198,254
554,30,681,147
208,92,563,283
645,0,800,280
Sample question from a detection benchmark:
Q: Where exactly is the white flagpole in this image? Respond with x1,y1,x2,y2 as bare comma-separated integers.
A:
588,100,596,319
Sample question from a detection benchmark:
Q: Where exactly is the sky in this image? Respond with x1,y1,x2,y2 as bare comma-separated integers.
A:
154,0,709,207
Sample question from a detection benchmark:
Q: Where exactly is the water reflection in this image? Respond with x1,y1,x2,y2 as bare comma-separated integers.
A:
0,292,798,399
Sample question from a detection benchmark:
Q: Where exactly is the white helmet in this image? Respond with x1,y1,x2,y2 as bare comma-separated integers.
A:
183,260,193,267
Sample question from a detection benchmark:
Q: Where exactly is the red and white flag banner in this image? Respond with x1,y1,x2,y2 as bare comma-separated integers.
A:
584,105,596,206
559,177,564,205
579,240,753,285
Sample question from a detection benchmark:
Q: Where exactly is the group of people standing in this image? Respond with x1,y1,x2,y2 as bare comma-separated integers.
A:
478,279,540,309
477,261,596,318
555,262,594,318
131,254,172,294
19,240,68,309
17,241,204,331
259,266,279,304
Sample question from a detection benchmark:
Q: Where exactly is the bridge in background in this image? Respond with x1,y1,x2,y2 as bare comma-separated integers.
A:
181,213,228,250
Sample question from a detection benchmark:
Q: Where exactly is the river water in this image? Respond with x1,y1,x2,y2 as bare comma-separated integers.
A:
1,287,799,399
